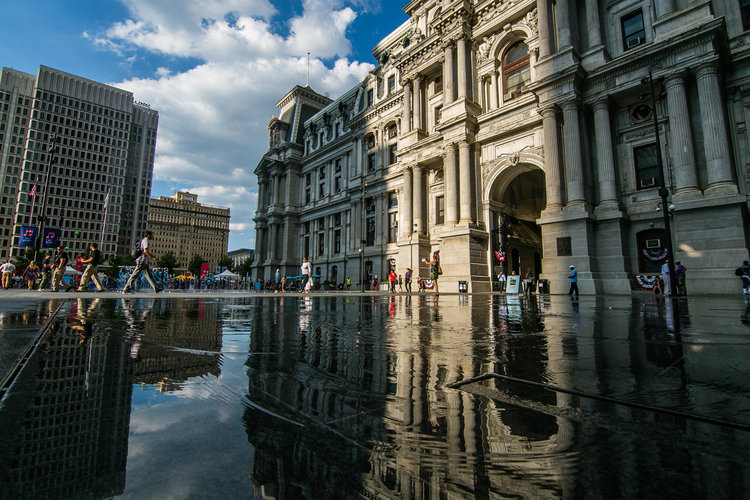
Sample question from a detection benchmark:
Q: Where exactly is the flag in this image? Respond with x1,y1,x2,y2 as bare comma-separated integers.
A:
103,190,110,209
30,185,36,197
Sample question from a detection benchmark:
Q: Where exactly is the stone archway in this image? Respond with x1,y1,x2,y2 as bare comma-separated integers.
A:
485,162,547,286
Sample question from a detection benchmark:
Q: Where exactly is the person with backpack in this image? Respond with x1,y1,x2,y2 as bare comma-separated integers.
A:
122,231,161,293
738,261,750,295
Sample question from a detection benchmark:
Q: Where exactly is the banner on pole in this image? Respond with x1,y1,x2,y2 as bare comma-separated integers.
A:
19,226,37,247
200,262,209,280
43,228,60,248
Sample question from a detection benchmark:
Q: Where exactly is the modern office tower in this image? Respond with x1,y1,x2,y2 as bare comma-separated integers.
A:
147,191,230,270
254,1,750,294
0,65,158,260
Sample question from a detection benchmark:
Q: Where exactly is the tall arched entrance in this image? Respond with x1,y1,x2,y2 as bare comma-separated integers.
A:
487,164,546,285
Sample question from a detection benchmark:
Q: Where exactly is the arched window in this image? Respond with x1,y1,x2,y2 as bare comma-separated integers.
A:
502,42,530,101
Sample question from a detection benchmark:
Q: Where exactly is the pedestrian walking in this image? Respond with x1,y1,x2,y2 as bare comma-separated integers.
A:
389,270,397,292
675,260,687,296
23,261,39,290
77,242,105,292
38,253,52,290
1,258,15,289
424,251,441,295
123,231,161,293
567,265,579,299
345,277,351,290
372,275,379,291
51,245,73,292
405,268,412,293
739,260,750,295
274,268,281,293
398,275,403,292
661,259,672,296
301,257,312,292
498,271,506,292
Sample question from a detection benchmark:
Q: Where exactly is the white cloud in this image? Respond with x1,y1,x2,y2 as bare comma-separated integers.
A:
96,0,375,250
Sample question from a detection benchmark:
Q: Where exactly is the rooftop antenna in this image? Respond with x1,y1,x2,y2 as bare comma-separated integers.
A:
306,51,310,87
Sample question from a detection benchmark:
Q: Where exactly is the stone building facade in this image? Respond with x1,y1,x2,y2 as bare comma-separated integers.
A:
148,191,230,271
0,66,157,261
255,0,750,294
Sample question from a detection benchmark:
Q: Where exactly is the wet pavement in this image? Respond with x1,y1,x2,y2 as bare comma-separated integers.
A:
0,293,749,499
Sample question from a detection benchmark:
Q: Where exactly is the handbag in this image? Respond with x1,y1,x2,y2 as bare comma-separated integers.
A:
437,266,443,275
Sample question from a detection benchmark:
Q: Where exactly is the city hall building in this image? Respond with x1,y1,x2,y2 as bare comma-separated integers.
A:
254,0,750,294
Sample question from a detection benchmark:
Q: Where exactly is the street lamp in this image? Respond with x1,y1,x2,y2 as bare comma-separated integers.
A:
642,70,677,291
33,134,60,264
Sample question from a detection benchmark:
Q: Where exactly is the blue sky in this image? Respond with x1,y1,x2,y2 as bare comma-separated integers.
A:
0,0,407,250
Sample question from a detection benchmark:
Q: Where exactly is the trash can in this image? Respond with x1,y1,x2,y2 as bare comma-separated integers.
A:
538,279,549,294
458,281,468,293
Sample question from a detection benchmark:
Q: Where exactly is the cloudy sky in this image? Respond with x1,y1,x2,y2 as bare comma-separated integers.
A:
0,0,407,250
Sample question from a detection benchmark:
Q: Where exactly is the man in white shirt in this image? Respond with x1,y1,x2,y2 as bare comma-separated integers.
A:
1,259,16,289
123,231,161,293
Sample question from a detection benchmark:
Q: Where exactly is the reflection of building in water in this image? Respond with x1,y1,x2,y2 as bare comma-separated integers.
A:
244,297,390,499
125,299,223,386
0,300,132,499
243,295,749,499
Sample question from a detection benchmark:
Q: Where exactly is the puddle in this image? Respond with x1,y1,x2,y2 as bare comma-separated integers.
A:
0,295,749,499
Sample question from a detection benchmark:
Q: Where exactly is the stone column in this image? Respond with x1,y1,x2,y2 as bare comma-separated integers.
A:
556,0,572,49
585,0,602,48
444,144,459,225
541,105,563,210
402,80,412,134
414,77,423,130
562,100,585,204
459,141,473,222
695,63,736,193
402,166,413,236
490,68,499,110
272,172,281,205
457,37,468,99
443,42,455,106
269,224,278,259
655,0,675,17
413,164,424,233
593,100,618,204
537,0,553,58
665,73,700,196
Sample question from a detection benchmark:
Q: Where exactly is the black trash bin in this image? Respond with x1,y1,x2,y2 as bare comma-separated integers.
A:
538,279,549,294
458,281,468,293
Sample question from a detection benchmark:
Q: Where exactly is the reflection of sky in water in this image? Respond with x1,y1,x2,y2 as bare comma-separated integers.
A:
1,295,750,499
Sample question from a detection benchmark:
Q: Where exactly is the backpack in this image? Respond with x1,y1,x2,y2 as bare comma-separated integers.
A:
735,267,744,277
132,241,143,259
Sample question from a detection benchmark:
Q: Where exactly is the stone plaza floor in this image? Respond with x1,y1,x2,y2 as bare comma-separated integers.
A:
0,291,749,499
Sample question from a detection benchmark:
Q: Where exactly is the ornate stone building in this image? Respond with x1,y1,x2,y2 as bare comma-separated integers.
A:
255,0,750,294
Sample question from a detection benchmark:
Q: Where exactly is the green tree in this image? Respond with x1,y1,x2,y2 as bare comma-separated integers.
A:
234,256,253,276
108,254,135,280
188,254,205,275
158,251,178,274
218,255,233,271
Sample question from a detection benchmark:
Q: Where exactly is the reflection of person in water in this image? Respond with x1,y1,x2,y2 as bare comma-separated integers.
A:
743,297,750,326
299,296,312,335
71,298,101,344
121,298,154,360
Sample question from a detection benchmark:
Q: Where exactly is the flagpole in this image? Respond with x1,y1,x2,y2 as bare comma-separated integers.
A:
99,188,110,249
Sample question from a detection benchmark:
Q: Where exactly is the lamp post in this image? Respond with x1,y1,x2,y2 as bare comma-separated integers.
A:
33,135,60,264
642,70,677,291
